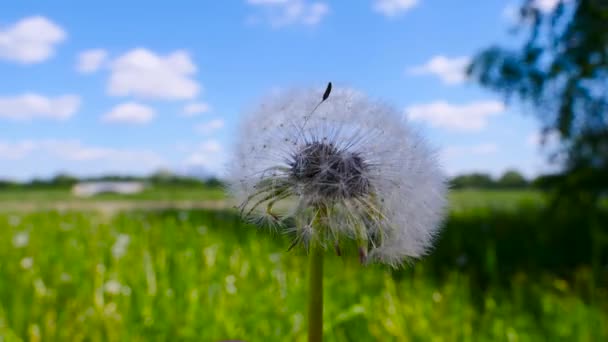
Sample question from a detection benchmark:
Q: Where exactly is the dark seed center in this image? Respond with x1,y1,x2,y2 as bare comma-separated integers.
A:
289,141,371,200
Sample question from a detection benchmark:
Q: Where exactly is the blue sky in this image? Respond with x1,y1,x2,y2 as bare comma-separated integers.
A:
0,0,560,180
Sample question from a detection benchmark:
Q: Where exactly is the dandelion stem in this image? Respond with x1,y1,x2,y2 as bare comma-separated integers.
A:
308,243,324,342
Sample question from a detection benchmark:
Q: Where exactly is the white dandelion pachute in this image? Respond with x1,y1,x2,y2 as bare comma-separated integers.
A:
229,84,447,267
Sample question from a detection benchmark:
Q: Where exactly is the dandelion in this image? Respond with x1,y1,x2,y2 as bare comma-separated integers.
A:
33,278,48,297
228,83,447,341
60,272,73,283
12,231,29,248
111,234,130,259
104,280,123,295
230,84,447,263
8,215,21,227
20,257,33,270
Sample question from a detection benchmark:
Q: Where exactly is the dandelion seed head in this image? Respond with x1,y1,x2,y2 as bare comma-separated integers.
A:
8,215,21,227
60,272,72,282
290,141,371,201
12,231,29,248
111,234,130,259
20,257,33,270
228,85,448,266
104,280,123,295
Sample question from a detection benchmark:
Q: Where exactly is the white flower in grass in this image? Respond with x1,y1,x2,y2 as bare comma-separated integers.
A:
60,272,72,283
104,280,123,295
228,84,447,267
20,257,33,269
8,215,21,227
111,234,130,259
12,231,29,248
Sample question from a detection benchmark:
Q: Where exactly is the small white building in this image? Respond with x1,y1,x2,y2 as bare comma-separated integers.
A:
72,181,145,197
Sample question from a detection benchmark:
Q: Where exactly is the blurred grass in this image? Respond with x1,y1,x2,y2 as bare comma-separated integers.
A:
448,189,544,211
0,186,225,203
1,208,606,341
0,187,543,212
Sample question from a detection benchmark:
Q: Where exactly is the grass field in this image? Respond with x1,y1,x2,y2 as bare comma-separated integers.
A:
448,189,544,211
0,186,226,203
0,189,606,341
0,187,544,212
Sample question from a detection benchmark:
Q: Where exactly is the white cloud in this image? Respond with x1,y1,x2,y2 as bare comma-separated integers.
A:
41,140,125,161
503,0,570,22
182,102,210,117
0,16,66,64
38,140,164,164
406,100,505,131
440,143,505,177
534,0,567,13
199,140,222,153
0,140,36,159
527,131,561,147
408,55,470,85
442,143,498,160
373,0,418,17
247,0,329,27
107,48,200,100
527,132,542,147
185,140,226,175
76,49,108,73
0,94,80,121
502,4,520,22
102,102,155,124
0,139,166,178
0,139,164,162
196,119,225,134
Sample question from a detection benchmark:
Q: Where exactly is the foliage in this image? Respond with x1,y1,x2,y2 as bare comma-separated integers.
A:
0,171,225,192
448,189,543,211
450,170,530,189
429,204,608,288
0,180,18,190
497,170,529,188
450,173,496,189
468,0,608,198
0,186,226,203
148,170,224,188
16,173,79,190
0,206,606,341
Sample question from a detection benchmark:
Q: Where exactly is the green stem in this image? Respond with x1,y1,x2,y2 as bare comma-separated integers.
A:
308,244,324,342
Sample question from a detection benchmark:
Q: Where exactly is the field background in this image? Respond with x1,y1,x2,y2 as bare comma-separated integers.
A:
1,187,607,341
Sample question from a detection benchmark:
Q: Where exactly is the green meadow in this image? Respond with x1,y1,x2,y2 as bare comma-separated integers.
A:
0,189,606,341
0,186,226,203
0,187,541,210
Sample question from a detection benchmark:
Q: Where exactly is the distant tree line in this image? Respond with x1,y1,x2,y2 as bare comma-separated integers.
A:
0,169,557,191
0,170,225,190
449,169,557,190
